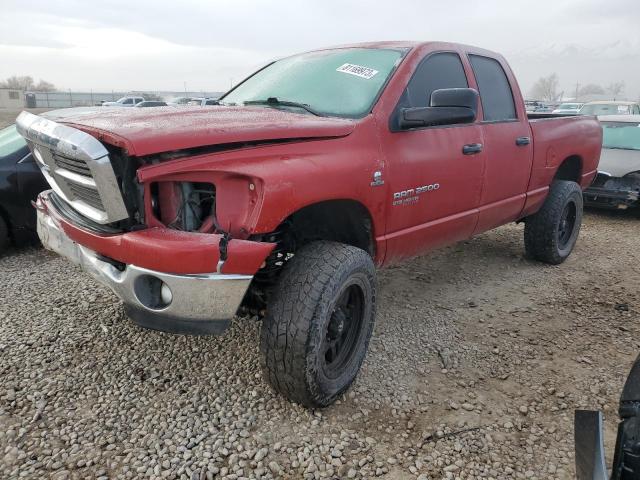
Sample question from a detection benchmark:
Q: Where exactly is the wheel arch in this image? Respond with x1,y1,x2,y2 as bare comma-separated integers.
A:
278,199,376,257
554,155,583,183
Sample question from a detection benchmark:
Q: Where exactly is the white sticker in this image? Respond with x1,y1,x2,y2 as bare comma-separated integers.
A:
618,105,630,113
336,63,379,79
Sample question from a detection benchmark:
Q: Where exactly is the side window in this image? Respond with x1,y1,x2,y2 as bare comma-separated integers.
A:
123,98,133,104
468,55,517,122
392,52,468,129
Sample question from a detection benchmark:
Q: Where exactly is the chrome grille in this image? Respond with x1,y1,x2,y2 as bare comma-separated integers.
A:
67,182,105,210
51,152,92,177
15,111,129,224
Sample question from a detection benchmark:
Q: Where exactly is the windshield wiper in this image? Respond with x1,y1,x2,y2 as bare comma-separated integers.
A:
244,97,324,117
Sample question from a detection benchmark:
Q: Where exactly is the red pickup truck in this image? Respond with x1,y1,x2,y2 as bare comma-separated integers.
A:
17,41,601,407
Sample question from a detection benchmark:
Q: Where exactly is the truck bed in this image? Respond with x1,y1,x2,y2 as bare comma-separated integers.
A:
526,114,602,203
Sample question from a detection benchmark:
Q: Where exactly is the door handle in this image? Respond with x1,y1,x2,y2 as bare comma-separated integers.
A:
516,136,531,146
462,143,483,155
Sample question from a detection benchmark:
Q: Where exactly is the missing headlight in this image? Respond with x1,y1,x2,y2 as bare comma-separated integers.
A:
151,181,219,233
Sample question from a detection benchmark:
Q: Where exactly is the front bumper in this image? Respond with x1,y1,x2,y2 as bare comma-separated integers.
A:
35,191,267,335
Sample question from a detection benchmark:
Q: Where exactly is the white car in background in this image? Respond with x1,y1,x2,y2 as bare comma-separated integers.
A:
165,97,194,106
552,103,583,114
579,101,640,116
102,96,145,107
187,97,220,106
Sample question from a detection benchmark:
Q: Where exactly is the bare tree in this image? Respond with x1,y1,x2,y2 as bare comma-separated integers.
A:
34,80,56,92
0,75,35,90
529,74,560,102
606,82,625,100
0,75,56,91
578,84,604,97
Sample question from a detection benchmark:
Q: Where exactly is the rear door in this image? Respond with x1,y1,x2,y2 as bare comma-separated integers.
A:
467,54,533,233
380,51,485,262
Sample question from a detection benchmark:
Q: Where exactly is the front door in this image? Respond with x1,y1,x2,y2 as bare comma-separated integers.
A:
379,51,485,263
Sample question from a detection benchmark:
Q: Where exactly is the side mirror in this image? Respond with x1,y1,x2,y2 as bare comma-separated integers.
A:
399,88,479,129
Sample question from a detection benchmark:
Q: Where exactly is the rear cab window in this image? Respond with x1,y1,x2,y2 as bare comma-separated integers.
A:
468,55,517,122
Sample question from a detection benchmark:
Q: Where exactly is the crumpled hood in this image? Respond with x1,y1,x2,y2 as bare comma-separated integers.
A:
56,106,357,157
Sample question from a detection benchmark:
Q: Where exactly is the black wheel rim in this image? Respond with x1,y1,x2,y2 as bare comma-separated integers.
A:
322,282,365,380
558,201,577,248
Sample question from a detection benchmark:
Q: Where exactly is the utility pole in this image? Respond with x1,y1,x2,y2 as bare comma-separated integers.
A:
184,81,187,96
575,82,579,101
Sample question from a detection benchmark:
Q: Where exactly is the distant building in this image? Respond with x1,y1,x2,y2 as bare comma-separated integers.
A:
0,88,24,109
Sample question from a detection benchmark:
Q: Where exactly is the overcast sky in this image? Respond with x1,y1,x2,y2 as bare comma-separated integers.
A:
2,0,639,99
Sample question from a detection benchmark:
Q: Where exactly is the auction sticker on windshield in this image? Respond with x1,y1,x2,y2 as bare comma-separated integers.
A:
336,63,379,79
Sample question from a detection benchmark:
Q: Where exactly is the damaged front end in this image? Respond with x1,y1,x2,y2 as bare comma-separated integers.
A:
17,111,275,335
584,172,640,210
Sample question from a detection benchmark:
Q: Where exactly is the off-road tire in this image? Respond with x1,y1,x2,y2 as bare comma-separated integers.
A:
260,241,376,408
0,216,9,255
524,180,583,264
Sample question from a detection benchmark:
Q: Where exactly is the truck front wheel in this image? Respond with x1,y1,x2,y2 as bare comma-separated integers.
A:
524,180,583,265
260,241,376,408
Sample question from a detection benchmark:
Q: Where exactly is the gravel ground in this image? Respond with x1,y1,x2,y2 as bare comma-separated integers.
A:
1,207,638,480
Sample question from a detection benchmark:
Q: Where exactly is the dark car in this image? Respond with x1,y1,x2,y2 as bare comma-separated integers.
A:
0,123,49,252
0,107,103,253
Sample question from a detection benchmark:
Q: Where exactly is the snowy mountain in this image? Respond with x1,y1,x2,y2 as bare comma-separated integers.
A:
505,40,640,101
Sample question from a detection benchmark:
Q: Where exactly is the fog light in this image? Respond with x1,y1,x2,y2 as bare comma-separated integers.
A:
160,282,173,305
133,275,173,310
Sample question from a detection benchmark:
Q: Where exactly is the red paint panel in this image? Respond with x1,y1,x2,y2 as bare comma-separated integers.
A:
62,106,356,156
520,186,549,218
528,117,602,192
383,210,477,265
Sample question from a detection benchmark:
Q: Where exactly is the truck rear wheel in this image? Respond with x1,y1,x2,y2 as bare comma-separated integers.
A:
524,180,583,264
0,216,9,255
260,241,376,408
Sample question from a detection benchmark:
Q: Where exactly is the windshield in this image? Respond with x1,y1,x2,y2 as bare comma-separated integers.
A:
220,47,405,118
580,103,631,115
602,122,640,151
0,124,27,158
